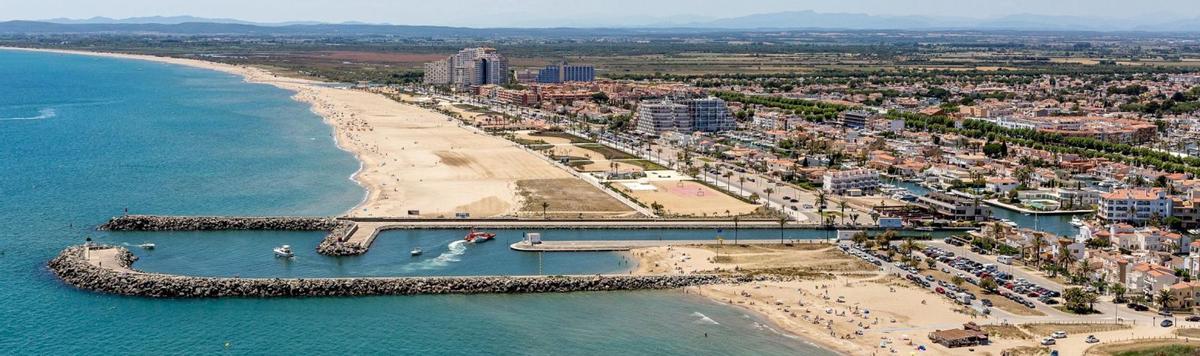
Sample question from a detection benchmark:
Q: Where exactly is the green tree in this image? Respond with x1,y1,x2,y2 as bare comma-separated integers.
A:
1111,283,1127,303
979,276,999,293
951,275,965,289
1158,289,1175,311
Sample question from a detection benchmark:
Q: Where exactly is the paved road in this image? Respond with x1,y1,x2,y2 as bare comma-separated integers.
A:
510,239,817,252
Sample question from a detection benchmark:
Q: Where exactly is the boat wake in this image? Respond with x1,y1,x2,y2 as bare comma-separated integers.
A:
691,312,720,325
0,108,56,121
404,240,467,272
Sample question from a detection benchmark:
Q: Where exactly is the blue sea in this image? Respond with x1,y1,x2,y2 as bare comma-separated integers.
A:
0,49,832,355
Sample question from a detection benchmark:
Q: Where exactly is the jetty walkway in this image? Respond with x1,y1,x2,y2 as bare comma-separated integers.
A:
509,239,823,252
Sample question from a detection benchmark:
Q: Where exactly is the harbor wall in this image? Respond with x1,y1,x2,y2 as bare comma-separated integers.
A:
49,246,740,298
100,215,365,256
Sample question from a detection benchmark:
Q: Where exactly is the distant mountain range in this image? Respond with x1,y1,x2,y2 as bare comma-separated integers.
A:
3,11,1197,34
684,11,1200,32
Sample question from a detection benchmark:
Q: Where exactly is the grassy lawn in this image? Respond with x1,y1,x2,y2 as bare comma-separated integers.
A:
1175,328,1200,338
1090,341,1200,356
982,324,1032,340
1022,322,1129,337
511,137,549,146
452,103,492,113
529,131,593,144
575,143,635,159
616,159,668,171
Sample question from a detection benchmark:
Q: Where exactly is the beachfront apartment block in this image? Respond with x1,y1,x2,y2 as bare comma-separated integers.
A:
687,97,737,132
822,168,881,195
537,62,596,83
636,100,691,134
1099,188,1172,224
423,47,510,87
635,97,734,134
423,59,451,85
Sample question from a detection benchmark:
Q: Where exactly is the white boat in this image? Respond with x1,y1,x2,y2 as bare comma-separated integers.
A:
273,245,294,258
999,219,1019,228
410,247,423,256
1070,216,1085,227
137,243,156,250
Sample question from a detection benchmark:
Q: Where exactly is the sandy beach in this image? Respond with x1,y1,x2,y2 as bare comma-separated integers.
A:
3,47,634,218
629,243,1194,355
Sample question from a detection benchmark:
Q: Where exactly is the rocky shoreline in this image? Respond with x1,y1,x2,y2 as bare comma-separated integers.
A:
100,215,366,256
49,245,741,298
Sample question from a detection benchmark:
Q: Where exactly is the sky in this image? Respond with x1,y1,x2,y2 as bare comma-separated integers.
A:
3,0,1199,27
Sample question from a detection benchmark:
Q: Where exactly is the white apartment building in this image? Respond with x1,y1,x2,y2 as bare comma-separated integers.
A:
822,168,881,195
635,100,690,134
423,59,451,85
1099,188,1172,223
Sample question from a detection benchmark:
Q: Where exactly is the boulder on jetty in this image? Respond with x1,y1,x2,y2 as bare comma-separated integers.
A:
49,245,743,298
100,215,341,231
99,215,367,257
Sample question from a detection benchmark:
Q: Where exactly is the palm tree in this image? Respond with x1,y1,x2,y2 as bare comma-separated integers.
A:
816,191,827,215
738,176,746,194
778,216,789,245
1075,260,1097,285
849,212,860,227
1056,240,1076,277
763,187,775,208
1030,233,1046,269
701,163,711,183
901,238,919,263
837,201,848,226
1158,289,1175,312
541,201,550,219
1112,283,1128,303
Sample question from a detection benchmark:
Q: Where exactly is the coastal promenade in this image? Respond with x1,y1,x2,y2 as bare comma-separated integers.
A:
509,239,822,252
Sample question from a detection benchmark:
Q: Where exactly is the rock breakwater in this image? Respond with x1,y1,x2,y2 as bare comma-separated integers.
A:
99,215,367,256
50,246,740,298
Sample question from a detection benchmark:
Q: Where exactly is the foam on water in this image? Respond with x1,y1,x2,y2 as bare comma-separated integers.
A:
0,107,55,121
691,312,720,325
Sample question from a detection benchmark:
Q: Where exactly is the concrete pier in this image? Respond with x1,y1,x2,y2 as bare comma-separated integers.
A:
510,239,827,252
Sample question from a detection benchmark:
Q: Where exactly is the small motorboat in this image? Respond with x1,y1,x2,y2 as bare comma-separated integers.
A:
1070,216,1085,227
464,228,496,243
137,243,156,250
411,247,423,256
273,245,294,258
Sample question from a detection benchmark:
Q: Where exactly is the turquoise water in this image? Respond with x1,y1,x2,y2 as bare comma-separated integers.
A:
111,227,955,278
0,49,830,355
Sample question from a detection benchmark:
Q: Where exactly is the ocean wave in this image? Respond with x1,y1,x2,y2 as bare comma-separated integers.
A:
0,108,56,121
691,312,720,325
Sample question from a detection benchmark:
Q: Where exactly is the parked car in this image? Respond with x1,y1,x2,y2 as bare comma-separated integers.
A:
1086,335,1099,343
1040,337,1056,346
981,299,993,307
1186,316,1200,322
1052,331,1067,339
1162,319,1175,327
